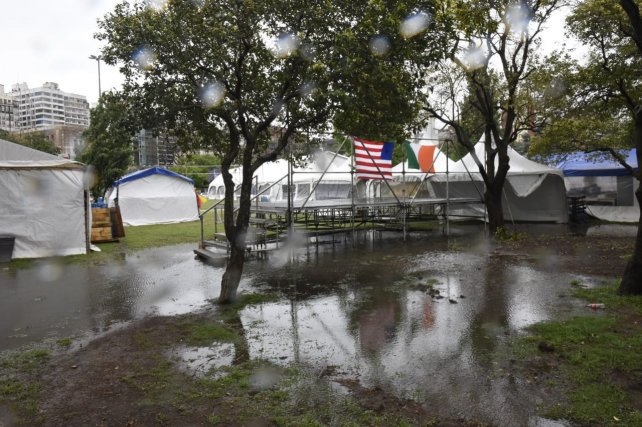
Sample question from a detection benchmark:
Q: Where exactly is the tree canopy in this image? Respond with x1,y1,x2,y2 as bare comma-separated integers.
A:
421,0,564,231
79,92,137,198
97,0,443,302
529,0,641,164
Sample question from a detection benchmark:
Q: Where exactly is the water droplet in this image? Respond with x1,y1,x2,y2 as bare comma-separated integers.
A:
145,0,168,10
461,44,487,71
133,46,157,71
83,165,97,190
400,12,431,39
273,33,300,59
505,3,531,34
36,260,64,283
298,82,316,98
369,35,391,57
544,78,567,100
199,81,225,108
250,366,283,390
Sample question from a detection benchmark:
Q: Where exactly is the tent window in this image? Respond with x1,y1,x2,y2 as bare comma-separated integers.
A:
294,184,309,200
217,186,225,198
315,183,351,200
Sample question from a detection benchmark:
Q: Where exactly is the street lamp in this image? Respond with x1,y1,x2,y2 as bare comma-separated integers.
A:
88,54,102,99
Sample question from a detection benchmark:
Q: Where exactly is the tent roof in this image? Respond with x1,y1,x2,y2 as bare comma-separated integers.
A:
556,149,638,177
452,142,563,177
0,138,84,169
113,167,194,186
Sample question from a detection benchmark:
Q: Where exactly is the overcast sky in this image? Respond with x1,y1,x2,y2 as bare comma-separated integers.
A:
0,0,122,105
0,1,573,107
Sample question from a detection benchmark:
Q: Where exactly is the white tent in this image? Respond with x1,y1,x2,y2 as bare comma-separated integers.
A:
105,167,199,226
0,138,89,259
207,151,354,202
428,142,568,223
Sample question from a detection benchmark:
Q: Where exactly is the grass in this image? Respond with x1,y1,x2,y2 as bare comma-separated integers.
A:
521,281,642,426
0,348,50,420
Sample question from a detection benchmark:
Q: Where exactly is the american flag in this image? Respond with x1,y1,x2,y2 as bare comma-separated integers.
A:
354,138,394,180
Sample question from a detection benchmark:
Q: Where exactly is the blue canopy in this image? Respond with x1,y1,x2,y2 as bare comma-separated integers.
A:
112,167,194,186
556,149,638,177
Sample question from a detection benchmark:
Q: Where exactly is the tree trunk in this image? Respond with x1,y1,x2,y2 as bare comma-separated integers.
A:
485,187,504,233
619,190,642,294
219,244,245,304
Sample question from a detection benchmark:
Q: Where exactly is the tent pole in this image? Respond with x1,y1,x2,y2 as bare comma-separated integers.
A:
85,190,91,254
446,139,450,236
351,142,355,246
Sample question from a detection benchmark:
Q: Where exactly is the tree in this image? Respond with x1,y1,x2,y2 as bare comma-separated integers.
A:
98,0,442,303
531,0,642,294
79,92,137,199
171,153,221,191
422,0,564,232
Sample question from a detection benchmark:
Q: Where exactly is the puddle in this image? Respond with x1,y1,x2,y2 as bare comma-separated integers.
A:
0,223,631,424
0,244,222,350
231,228,603,425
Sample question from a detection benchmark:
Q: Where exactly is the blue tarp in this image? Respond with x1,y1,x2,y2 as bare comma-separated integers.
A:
112,167,194,186
556,149,638,177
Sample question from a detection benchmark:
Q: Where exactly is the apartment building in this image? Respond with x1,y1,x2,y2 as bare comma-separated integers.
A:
0,84,16,131
11,82,89,130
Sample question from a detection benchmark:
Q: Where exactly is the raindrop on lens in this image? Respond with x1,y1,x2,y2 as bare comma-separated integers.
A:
273,33,300,59
462,44,486,71
83,165,97,190
369,35,391,57
298,82,316,97
400,12,431,39
545,78,567,100
145,0,168,10
36,260,64,283
199,81,225,108
505,2,530,34
133,46,157,70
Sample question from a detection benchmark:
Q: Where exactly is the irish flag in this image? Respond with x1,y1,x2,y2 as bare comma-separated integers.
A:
405,142,436,173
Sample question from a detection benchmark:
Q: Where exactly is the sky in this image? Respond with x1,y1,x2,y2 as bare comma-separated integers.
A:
0,0,122,105
0,1,574,107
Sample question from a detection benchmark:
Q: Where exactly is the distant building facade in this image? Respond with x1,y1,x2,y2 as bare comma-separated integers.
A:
5,82,90,158
0,84,16,132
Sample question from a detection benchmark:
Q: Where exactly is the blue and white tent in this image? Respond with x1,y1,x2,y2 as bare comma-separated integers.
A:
105,167,199,226
556,149,639,222
556,149,638,177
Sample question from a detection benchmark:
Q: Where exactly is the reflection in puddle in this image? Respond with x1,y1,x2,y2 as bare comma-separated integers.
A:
0,244,223,350
0,224,631,425
236,233,596,425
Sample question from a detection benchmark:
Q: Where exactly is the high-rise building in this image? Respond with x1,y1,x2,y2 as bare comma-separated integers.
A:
11,82,89,130
7,82,90,158
0,84,16,132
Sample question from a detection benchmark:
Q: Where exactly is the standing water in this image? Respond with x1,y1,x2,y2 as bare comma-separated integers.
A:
0,224,618,424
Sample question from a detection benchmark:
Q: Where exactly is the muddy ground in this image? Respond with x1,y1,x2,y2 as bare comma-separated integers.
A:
0,227,636,427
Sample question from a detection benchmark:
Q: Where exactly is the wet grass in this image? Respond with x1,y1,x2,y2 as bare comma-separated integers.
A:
521,281,642,426
185,322,237,346
0,348,50,420
109,312,420,426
